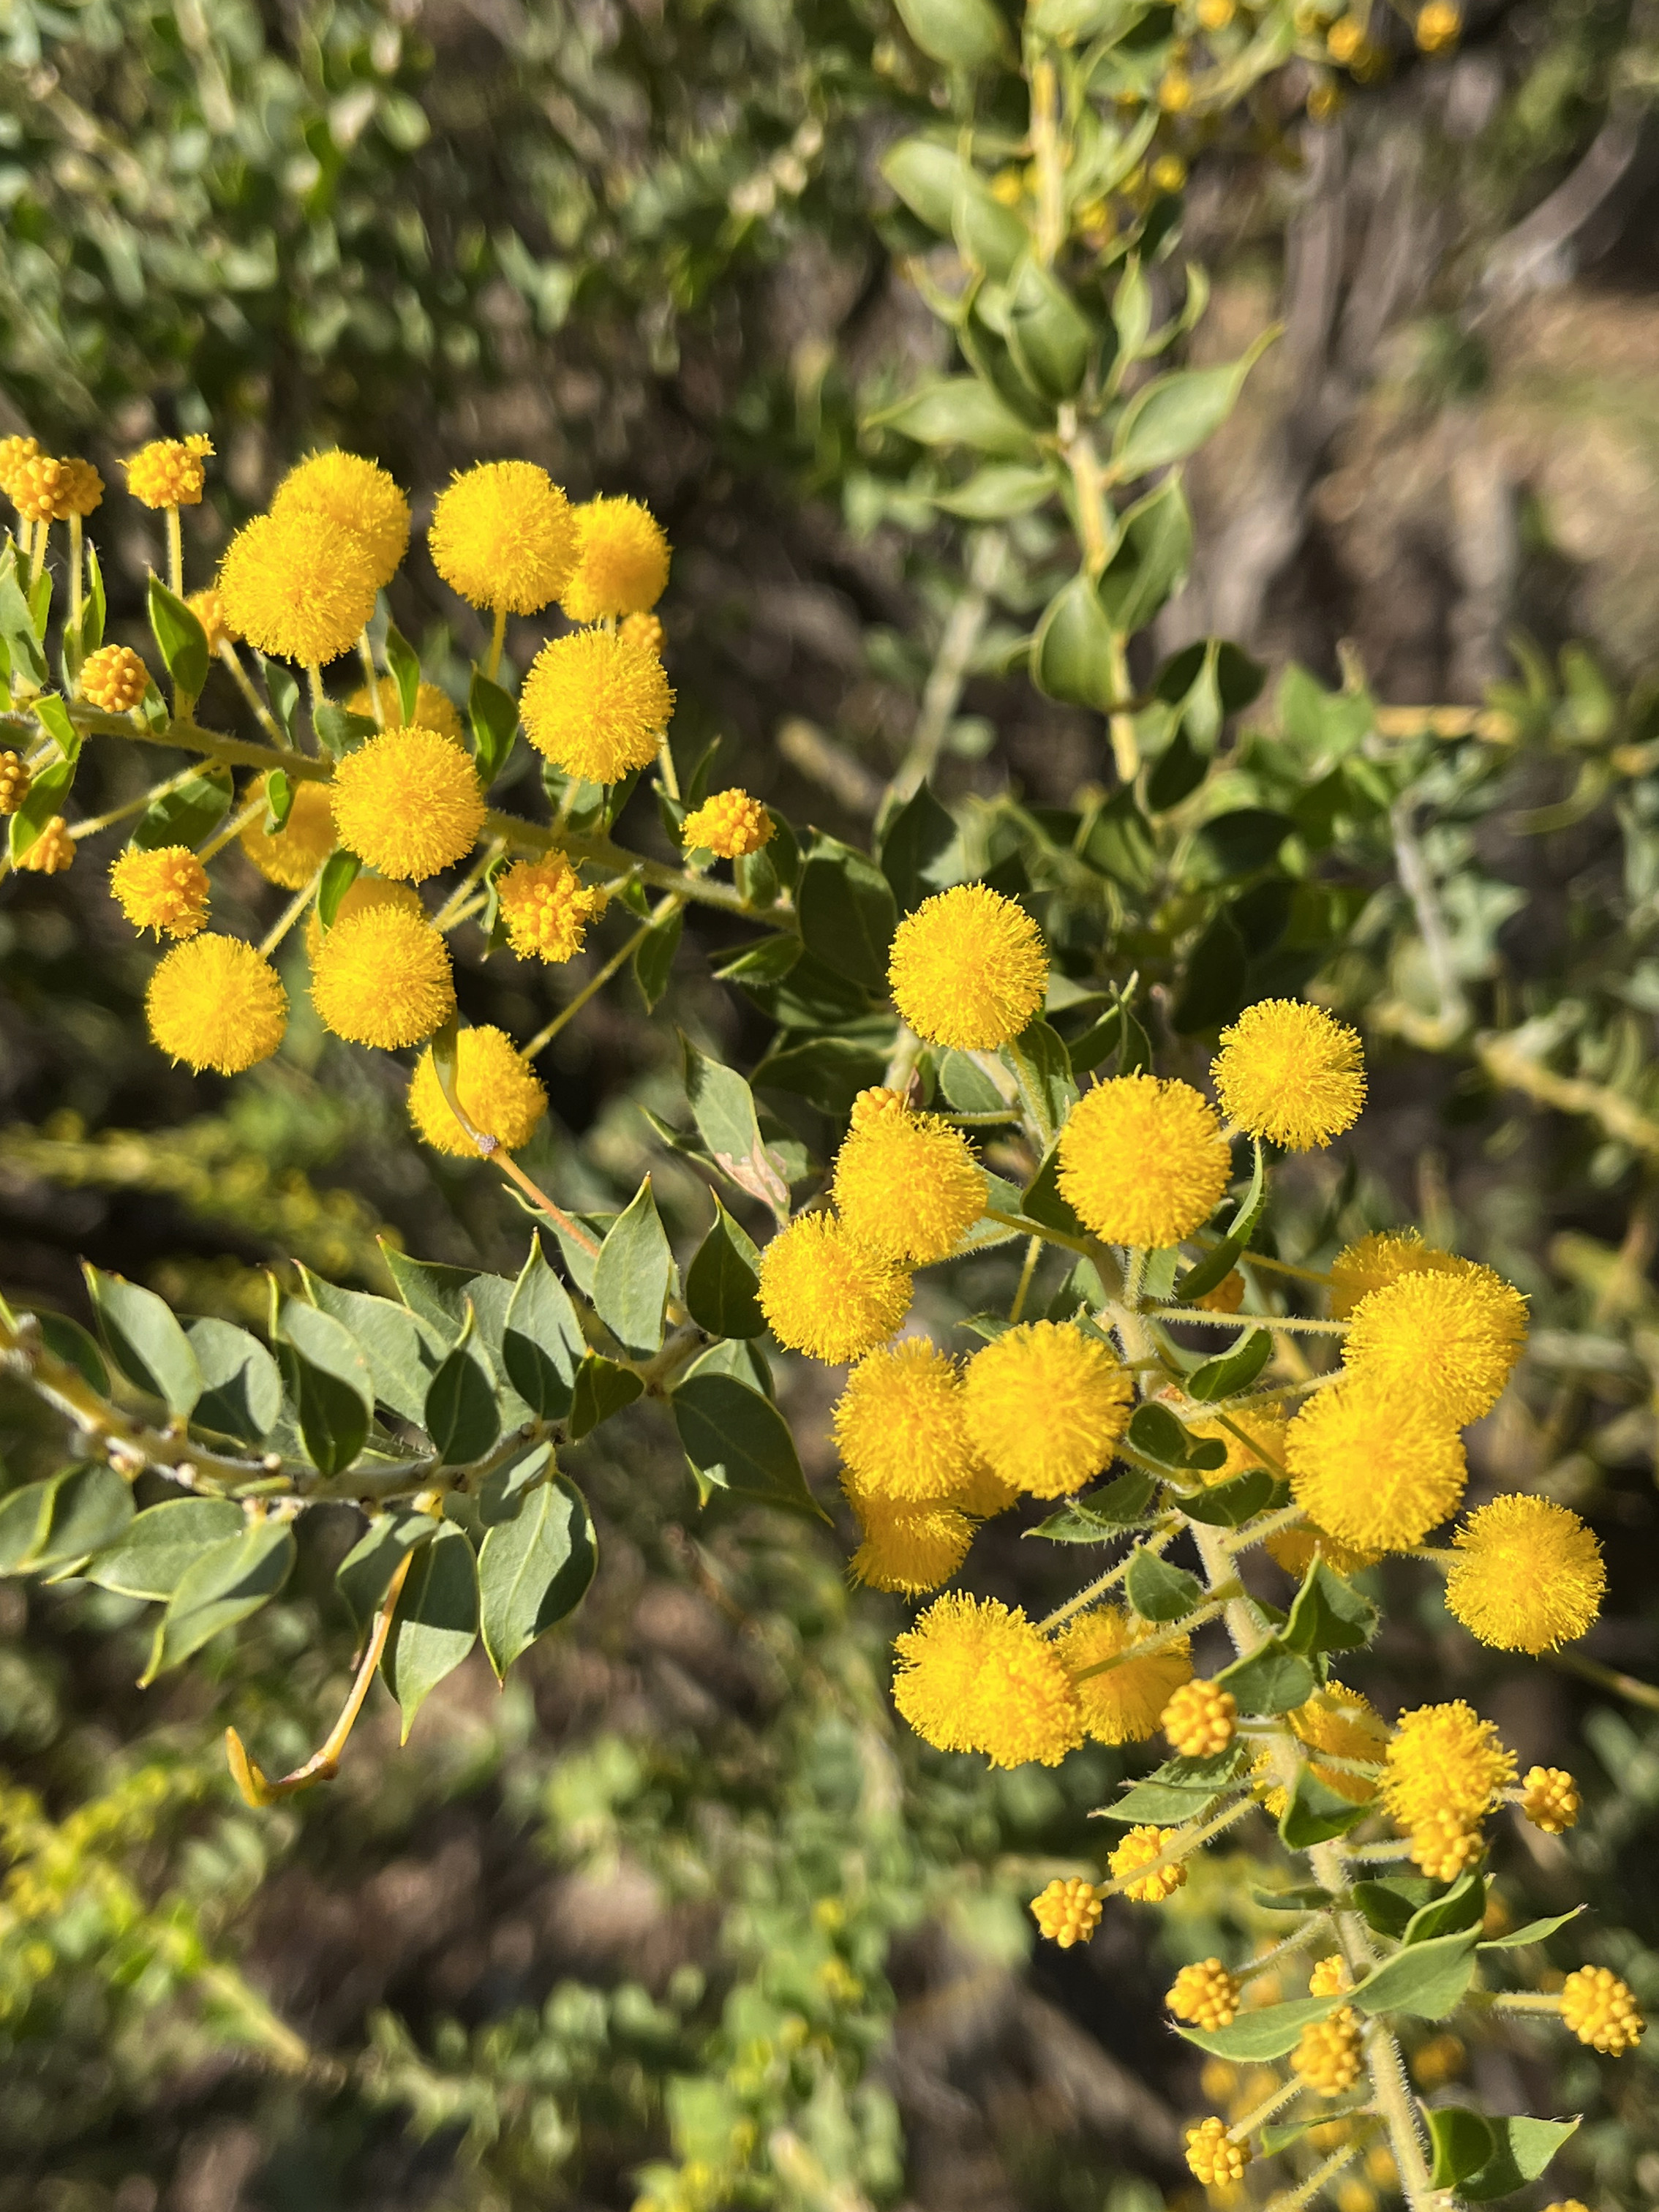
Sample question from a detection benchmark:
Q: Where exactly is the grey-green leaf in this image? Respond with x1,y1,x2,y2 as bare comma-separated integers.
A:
1110,327,1279,481
478,1475,597,1677
381,1522,479,1739
336,1509,437,1633
1124,1546,1203,1622
278,1302,375,1476
1177,1993,1339,2061
685,1197,764,1339
186,1317,283,1443
84,1497,245,1600
1462,2115,1580,2202
796,836,897,990
85,1267,203,1416
1353,1930,1479,2021
143,1519,296,1682
672,1371,828,1521
424,1338,502,1465
1216,1636,1317,1716
502,1235,585,1419
591,1177,674,1358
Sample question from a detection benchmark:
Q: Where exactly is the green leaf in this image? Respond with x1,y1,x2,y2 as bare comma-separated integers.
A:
84,1267,202,1415
143,1520,296,1682
1351,1876,1439,1938
672,1370,828,1521
1124,1546,1203,1622
685,1197,764,1339
1402,1872,1488,1946
424,1338,502,1465
1007,255,1093,399
37,1311,108,1396
146,573,208,698
634,905,682,1011
892,0,1007,69
261,658,300,740
1216,1636,1316,1716
1178,1993,1339,2061
938,1050,1009,1113
1353,1930,1479,2021
185,1317,282,1443
312,704,378,757
1174,1143,1265,1301
1478,1907,1584,1951
797,835,897,989
129,763,233,852
1169,907,1248,1034
870,379,1039,460
317,848,361,928
932,465,1057,519
1277,1765,1372,1848
1253,1884,1336,1914
478,1475,597,1677
1094,475,1193,636
1127,1402,1192,1467
1105,1749,1248,1825
880,138,1026,278
1195,807,1294,880
380,1521,479,1739
1284,1557,1379,1656
1176,1467,1281,1528
1003,1018,1077,1143
502,1235,585,1420
591,1177,674,1358
385,622,421,725
263,767,294,832
1027,1468,1156,1541
10,755,74,866
1031,573,1118,711
277,1302,374,1477
296,1274,448,1425
1110,326,1279,480
1427,2108,1497,2194
879,782,965,913
568,1355,644,1440
0,551,47,686
335,1509,437,1632
1462,2115,1580,2201
1186,1328,1273,1403
2,1462,134,1575
754,1035,890,1117
84,1497,245,1600
682,1036,790,1216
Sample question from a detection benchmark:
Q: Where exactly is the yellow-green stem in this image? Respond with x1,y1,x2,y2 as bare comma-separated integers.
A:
165,506,183,595
520,895,681,1060
485,603,507,682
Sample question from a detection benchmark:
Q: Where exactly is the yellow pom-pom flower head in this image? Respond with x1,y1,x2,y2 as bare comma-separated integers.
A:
1056,1073,1233,1247
1211,998,1365,1151
892,1592,1083,1769
831,1108,986,1265
310,902,456,1048
1444,1493,1604,1652
240,776,335,889
109,846,210,938
429,460,576,614
520,626,674,784
304,876,422,959
1328,1228,1469,1317
496,854,608,963
887,884,1047,1050
1162,1678,1235,1758
962,1320,1133,1497
847,1500,973,1594
146,934,287,1074
407,1026,547,1158
328,725,486,881
1055,1603,1192,1743
1293,2008,1363,2095
1285,1380,1466,1551
757,1213,911,1365
1381,1700,1514,1835
1031,1877,1102,1949
0,434,40,496
1521,1765,1580,1834
272,449,410,588
217,511,380,666
559,494,671,622
833,1336,971,1505
680,789,772,860
1342,1265,1528,1425
123,434,212,510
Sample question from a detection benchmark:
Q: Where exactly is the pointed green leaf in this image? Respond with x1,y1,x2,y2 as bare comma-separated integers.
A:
146,573,208,698
1026,1468,1157,1542
385,623,421,725
1124,1546,1203,1622
185,1317,282,1443
1176,1467,1282,1528
592,1177,674,1358
1353,1930,1479,2021
682,1037,789,1216
1284,1556,1379,1655
1478,1907,1584,1950
381,1521,479,1737
685,1197,764,1339
502,1235,585,1419
143,1519,296,1681
1427,2108,1497,2194
466,668,517,785
3,1462,134,1574
85,1497,245,1600
478,1474,596,1677
296,1274,448,1426
424,1338,502,1465
1174,1143,1265,1301
1216,1636,1316,1717
1186,1328,1273,1404
672,1370,827,1521
1110,327,1279,481
1402,1873,1487,1946
1177,1993,1339,2061
1277,1764,1372,1848
84,1268,202,1415
568,1354,644,1440
1462,2115,1580,2201
9,754,74,866
37,1311,108,1396
130,763,234,852
1094,475,1194,636
797,836,897,990
1031,573,1118,711
277,1302,374,1476
634,905,683,1011
335,1509,437,1633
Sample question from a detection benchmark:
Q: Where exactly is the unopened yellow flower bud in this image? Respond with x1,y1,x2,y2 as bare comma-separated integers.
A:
1158,69,1193,111
1031,1876,1102,1949
1415,0,1459,48
0,750,30,815
1521,1765,1580,1835
1409,1809,1485,1883
496,854,607,964
187,587,235,653
1167,1957,1241,2028
1162,1677,1237,1758
1309,1954,1349,1997
680,787,772,860
1109,1824,1186,1903
1325,15,1365,61
108,845,211,938
16,816,75,873
1560,1966,1644,2055
79,643,151,714
123,435,213,510
849,1086,907,1129
1184,2115,1248,2186
1293,2005,1363,2094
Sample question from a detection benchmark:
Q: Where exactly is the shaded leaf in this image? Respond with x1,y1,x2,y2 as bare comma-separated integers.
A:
84,1268,202,1416
685,1197,764,1339
143,1520,295,1681
185,1317,282,1444
85,1497,245,1600
591,1178,674,1358
478,1475,597,1677
381,1521,479,1739
672,1371,828,1521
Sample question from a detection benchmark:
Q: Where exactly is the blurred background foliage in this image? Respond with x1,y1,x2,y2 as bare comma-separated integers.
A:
4,0,1659,2205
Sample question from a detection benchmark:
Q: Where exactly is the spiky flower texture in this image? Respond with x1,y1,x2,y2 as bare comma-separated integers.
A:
1382,1701,1515,1836
832,1109,986,1265
887,884,1047,1049
892,1594,1083,1769
429,461,576,614
109,846,210,938
329,726,486,881
962,1322,1132,1497
1285,1382,1466,1551
1056,1605,1192,1743
1445,1494,1604,1652
497,854,608,963
146,936,287,1073
847,1502,973,1595
833,1337,971,1504
757,1214,911,1365
560,495,671,622
520,628,674,784
241,778,336,889
218,511,379,666
407,1026,547,1157
1343,1264,1527,1424
310,904,456,1049
1057,1074,1232,1247
1211,999,1365,1150
272,450,410,587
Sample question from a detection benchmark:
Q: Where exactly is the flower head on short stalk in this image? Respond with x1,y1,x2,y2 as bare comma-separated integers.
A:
310,903,456,1049
1445,1494,1604,1652
496,854,609,963
961,1321,1132,1498
1056,1072,1233,1248
330,725,486,881
146,935,287,1073
832,1107,985,1265
110,846,210,938
887,884,1047,1050
1031,1877,1102,1949
521,625,674,783
1211,998,1366,1151
429,460,576,614
757,1214,911,1364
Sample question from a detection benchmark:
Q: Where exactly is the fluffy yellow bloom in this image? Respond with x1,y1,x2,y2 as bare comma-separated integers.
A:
0,434,40,494
848,1499,974,1594
1184,2117,1247,2188
520,627,673,784
187,587,233,652
680,788,772,860
560,494,671,622
239,775,336,889
78,644,150,713
1293,2007,1363,2095
1285,1381,1466,1551
1521,1765,1580,1835
1540,2202,1590,2212
1415,0,1460,48
1445,1494,1604,1653
348,675,464,745
496,854,608,963
1167,1959,1241,2029
892,1592,1083,1768
272,449,410,587
1162,1678,1236,1758
146,934,287,1073
1328,1228,1469,1317
1110,1824,1185,1902
961,1321,1133,1497
1031,1877,1103,1949
108,846,210,938
1291,1685,1386,1802
887,884,1047,1050
310,902,456,1048
757,1213,912,1364
1055,1604,1192,1744
952,1456,1020,1517
217,511,380,666
407,1025,547,1157
1381,1701,1514,1835
16,817,74,873
1057,1074,1233,1247
329,725,485,881
1211,1000,1365,1151
122,434,212,508
1342,1265,1528,1424
1560,1967,1644,2055
1309,1955,1349,1998
833,1336,971,1504
429,460,576,614
0,751,30,814
304,876,422,959
832,1108,986,1265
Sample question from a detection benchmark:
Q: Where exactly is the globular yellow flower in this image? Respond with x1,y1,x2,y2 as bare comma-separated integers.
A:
109,846,210,938
348,674,465,745
1055,1604,1192,1744
833,1336,971,1505
1560,1966,1644,2055
1309,1955,1349,1998
832,1108,985,1265
1415,0,1460,48
887,884,1048,1050
16,817,74,873
329,725,485,882
1328,1228,1470,1317
520,627,673,785
757,1213,912,1365
1162,1678,1236,1758
240,775,336,890
1293,2007,1363,2096
850,1085,906,1129
1521,1765,1581,1835
892,1592,1083,1769
407,1025,547,1158
1342,1265,1528,1425
1197,0,1235,26
1540,2202,1590,2212
1265,1523,1382,1579
1326,15,1364,60
620,610,664,658
848,1499,973,1595
78,643,151,713
217,511,380,666
1167,1958,1241,2029
1157,68,1193,111
560,494,671,622
0,434,40,495
310,902,456,1049
1031,1876,1102,1949
952,1456,1020,1518
1409,1807,1485,1882
496,853,608,963
0,751,30,814
1285,1381,1466,1551
57,458,103,517
304,875,422,959
680,788,772,861
11,456,74,524
146,934,287,1074
1111,1824,1185,1902
123,434,212,509
1382,1700,1515,1836
1445,1494,1604,1653
962,1321,1133,1498
1211,1000,1365,1151
1184,2117,1247,2188
429,459,576,615
1290,1685,1387,1803
187,587,234,652
1057,1074,1233,1248
272,449,410,588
